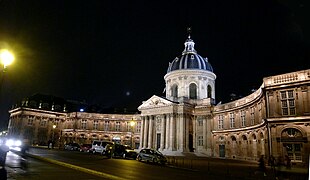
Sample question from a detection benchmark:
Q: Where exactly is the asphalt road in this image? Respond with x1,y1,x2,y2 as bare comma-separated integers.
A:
2,147,308,180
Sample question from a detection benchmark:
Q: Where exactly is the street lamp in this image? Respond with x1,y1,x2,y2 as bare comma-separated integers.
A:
0,49,14,94
52,124,56,148
0,49,15,71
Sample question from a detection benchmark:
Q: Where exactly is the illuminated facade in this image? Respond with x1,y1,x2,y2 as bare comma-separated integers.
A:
6,35,310,165
8,104,141,149
138,35,310,164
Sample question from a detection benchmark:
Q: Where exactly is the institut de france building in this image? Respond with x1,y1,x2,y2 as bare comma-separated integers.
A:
7,35,310,165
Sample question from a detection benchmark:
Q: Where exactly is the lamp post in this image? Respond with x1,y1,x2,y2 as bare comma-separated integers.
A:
52,124,56,148
130,120,135,149
0,49,14,94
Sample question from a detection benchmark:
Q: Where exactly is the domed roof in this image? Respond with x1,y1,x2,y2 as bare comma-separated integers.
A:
167,36,213,73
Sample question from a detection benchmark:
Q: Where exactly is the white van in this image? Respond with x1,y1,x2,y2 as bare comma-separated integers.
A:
91,140,113,155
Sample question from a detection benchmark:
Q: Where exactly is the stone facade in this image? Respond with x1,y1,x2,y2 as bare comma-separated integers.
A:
6,35,310,166
8,109,141,149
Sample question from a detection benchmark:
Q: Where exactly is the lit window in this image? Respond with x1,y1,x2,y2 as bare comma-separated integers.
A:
115,121,121,131
81,120,87,129
280,90,296,116
104,121,109,131
218,115,223,129
229,113,235,128
198,136,203,146
93,120,99,130
250,107,255,125
241,110,246,127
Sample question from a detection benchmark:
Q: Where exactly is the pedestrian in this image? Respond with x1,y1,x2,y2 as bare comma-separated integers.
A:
269,155,276,173
276,156,284,179
48,140,52,149
285,155,291,169
258,155,267,177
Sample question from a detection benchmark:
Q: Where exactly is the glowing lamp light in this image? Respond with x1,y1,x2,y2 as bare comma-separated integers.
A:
80,108,84,112
130,121,135,127
0,49,14,68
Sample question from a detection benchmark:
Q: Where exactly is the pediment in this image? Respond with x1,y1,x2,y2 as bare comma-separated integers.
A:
138,95,174,110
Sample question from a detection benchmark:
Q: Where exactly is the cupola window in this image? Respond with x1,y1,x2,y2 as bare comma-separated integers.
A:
171,84,178,98
207,85,212,98
189,83,197,99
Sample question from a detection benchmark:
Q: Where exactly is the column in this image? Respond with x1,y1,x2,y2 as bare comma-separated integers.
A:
185,114,189,152
179,114,184,151
203,116,207,151
165,114,170,150
169,114,175,150
143,116,149,149
148,116,153,148
139,117,144,149
160,115,165,150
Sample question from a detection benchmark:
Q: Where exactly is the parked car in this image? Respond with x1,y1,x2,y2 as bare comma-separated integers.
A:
64,143,81,151
80,144,92,153
136,148,167,164
106,144,137,159
91,140,113,155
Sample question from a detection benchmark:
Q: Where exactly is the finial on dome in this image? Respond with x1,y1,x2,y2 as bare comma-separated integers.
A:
187,27,192,39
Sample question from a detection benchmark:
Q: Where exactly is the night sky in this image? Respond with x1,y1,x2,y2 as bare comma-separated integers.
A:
0,0,309,130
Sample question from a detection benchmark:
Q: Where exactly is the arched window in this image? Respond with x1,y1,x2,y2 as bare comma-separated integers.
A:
171,84,178,98
189,83,197,99
207,85,212,98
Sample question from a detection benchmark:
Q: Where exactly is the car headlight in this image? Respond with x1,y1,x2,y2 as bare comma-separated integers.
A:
5,139,14,147
5,139,22,147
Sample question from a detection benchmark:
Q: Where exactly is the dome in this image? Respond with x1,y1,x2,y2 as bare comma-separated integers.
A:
167,36,213,73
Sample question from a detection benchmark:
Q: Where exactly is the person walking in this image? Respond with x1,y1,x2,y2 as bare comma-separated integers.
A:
258,155,267,177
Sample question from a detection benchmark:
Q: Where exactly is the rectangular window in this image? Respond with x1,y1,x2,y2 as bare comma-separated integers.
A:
40,120,47,127
229,113,235,128
93,120,99,130
115,121,121,131
218,115,223,129
136,122,141,133
198,136,203,146
280,90,296,116
104,121,109,131
81,120,87,130
198,119,203,126
127,122,131,132
241,110,246,127
250,107,255,125
28,117,34,126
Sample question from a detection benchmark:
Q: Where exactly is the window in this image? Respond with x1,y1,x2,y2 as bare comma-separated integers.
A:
189,83,197,99
115,121,121,131
241,110,246,127
81,120,87,129
281,90,296,116
136,122,141,133
218,115,223,129
229,113,235,128
198,119,203,126
104,121,110,131
171,84,178,98
28,116,34,125
93,120,99,130
40,120,47,127
126,122,131,132
250,107,255,125
207,85,212,98
198,136,203,146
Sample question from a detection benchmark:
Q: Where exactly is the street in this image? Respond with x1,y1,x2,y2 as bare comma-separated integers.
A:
1,147,308,180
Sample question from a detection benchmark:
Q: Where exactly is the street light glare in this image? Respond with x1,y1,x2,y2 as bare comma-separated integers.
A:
130,121,135,127
0,49,14,68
